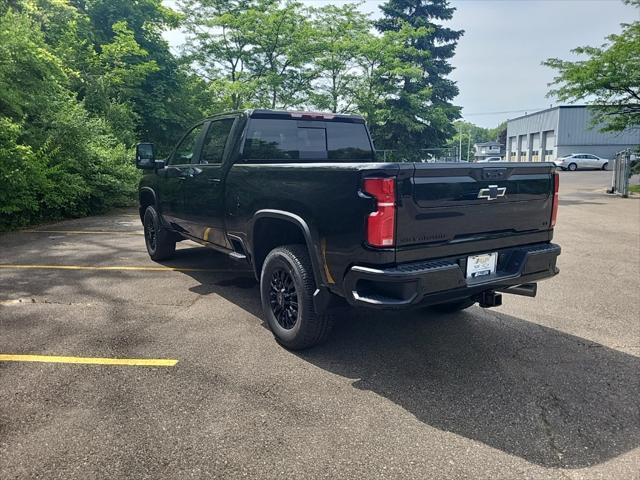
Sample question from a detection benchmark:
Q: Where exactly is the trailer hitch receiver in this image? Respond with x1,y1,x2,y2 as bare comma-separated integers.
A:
478,291,502,308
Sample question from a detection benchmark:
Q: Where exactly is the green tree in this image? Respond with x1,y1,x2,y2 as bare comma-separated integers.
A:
81,20,160,146
447,121,487,161
375,0,463,156
180,0,259,111
444,121,506,161
0,4,138,229
181,0,318,111
309,3,371,113
492,122,507,146
544,2,640,132
0,118,46,222
74,0,202,151
353,25,425,149
244,1,316,109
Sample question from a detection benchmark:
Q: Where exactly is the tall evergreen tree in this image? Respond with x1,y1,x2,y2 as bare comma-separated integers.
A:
376,0,463,157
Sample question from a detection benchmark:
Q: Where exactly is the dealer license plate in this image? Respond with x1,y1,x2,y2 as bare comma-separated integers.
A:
466,252,498,279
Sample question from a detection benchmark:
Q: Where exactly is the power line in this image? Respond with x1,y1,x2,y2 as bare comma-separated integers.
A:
463,107,550,116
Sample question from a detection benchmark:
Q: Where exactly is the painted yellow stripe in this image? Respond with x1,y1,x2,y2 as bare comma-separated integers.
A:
23,230,143,236
0,354,177,367
0,264,234,272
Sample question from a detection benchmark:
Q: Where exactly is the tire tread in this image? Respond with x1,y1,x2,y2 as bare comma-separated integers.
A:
261,244,334,349
143,206,176,261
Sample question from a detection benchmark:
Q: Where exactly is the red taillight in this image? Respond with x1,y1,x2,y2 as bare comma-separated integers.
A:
363,178,396,247
551,172,559,227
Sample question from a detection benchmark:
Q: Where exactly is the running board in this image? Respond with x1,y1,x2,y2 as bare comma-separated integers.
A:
227,234,249,262
228,251,247,261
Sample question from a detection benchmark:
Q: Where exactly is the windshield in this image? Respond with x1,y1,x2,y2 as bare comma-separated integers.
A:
242,118,374,162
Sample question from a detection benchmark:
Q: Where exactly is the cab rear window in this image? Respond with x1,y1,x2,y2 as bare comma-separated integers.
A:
242,119,373,162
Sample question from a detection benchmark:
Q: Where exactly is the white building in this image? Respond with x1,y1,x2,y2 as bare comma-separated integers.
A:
473,141,504,161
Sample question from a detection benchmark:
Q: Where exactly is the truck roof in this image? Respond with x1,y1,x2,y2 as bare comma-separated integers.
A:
249,109,365,123
202,109,365,123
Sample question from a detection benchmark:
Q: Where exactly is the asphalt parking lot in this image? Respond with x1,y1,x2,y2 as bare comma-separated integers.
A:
1,170,639,480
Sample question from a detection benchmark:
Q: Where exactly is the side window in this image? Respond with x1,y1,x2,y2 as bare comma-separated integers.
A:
200,118,235,164
170,125,203,165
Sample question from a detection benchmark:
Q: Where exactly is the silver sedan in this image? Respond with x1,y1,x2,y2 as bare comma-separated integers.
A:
554,153,609,171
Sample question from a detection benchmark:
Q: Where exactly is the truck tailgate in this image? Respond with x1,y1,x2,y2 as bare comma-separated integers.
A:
395,163,555,252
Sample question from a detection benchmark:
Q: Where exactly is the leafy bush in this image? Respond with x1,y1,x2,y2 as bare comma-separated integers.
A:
0,119,47,227
0,5,141,231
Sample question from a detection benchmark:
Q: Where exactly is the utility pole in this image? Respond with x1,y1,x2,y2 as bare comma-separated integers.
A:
467,130,472,162
458,124,462,162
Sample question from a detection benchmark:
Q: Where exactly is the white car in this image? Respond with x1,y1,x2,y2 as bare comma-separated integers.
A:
477,156,504,163
554,153,609,171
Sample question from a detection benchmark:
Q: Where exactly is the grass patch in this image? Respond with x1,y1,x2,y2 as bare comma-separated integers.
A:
629,184,640,194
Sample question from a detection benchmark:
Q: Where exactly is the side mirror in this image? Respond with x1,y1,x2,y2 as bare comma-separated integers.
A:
135,143,155,169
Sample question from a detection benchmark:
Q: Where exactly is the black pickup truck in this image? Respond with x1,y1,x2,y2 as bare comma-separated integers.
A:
136,110,560,349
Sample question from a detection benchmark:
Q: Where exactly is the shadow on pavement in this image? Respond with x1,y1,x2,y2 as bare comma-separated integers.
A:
4,237,637,471
170,247,640,470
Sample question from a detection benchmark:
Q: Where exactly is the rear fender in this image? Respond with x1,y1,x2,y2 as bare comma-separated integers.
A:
249,210,326,288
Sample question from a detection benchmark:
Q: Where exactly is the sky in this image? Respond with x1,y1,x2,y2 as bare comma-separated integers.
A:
163,0,638,128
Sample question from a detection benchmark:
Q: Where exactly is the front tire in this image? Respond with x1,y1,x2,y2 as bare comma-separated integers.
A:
260,245,333,350
568,163,577,171
143,206,176,261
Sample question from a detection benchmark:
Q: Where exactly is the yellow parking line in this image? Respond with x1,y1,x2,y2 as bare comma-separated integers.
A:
0,264,234,272
0,354,177,367
23,230,143,235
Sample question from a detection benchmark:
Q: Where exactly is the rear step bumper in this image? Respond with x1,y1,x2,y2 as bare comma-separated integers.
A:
343,242,560,309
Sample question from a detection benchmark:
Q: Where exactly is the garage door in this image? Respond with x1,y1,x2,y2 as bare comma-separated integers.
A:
509,136,517,161
519,135,528,161
543,131,555,161
531,133,541,161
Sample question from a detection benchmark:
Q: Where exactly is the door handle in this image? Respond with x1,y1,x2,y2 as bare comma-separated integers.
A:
207,178,222,184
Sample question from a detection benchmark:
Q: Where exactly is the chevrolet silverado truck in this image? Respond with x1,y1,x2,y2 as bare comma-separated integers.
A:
135,110,561,349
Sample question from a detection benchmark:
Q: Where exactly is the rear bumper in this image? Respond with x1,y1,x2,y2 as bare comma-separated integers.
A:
343,242,561,308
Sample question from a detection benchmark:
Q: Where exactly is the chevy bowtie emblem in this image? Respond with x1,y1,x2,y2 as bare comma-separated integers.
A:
477,185,506,201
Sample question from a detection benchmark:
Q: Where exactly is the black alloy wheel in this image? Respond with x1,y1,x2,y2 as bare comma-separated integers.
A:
269,268,299,329
259,245,334,349
144,215,157,251
142,206,176,261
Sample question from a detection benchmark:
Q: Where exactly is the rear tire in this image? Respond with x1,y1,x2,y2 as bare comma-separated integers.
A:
602,162,608,171
430,298,475,313
260,245,334,350
143,206,176,261
568,163,577,171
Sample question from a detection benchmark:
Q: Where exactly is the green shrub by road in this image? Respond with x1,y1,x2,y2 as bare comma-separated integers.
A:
0,8,142,230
